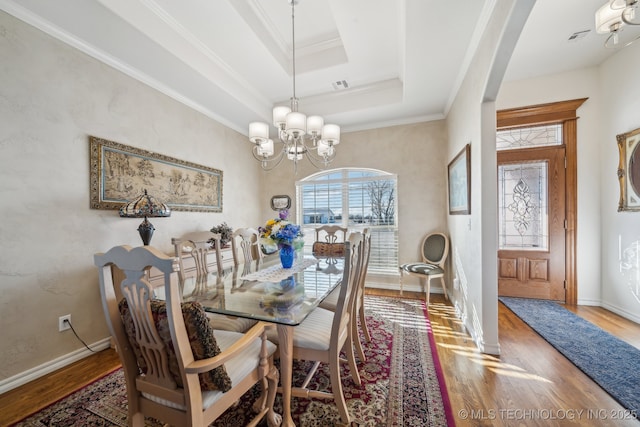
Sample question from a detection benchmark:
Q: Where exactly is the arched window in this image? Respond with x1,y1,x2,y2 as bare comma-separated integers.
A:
296,168,398,274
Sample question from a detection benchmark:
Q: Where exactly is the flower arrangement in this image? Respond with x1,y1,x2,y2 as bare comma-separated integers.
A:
209,222,233,247
259,210,303,252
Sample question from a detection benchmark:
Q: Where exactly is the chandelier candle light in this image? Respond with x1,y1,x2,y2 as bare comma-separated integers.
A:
248,0,341,173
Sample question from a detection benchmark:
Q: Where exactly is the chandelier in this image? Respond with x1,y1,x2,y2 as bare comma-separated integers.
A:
248,0,340,172
595,0,640,48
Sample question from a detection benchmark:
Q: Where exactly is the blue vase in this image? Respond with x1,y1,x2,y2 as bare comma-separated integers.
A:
279,244,295,268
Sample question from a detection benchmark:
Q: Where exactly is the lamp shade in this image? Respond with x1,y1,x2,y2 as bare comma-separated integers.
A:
273,106,291,127
257,139,274,157
318,140,335,156
596,2,623,33
119,189,171,218
307,115,324,135
610,0,627,9
322,124,341,145
249,122,269,143
119,189,171,246
285,111,307,136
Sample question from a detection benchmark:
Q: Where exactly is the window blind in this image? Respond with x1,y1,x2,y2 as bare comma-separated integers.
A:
296,168,398,275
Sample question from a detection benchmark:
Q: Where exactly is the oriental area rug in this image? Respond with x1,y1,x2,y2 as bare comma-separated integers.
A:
14,296,454,427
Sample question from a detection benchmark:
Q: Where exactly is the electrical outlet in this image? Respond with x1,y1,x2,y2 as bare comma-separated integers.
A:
59,314,71,332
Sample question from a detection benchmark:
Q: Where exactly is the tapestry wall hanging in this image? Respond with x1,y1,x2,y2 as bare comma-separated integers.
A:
89,136,223,212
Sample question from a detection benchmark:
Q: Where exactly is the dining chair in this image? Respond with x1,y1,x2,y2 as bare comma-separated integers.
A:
319,228,372,363
172,231,224,282
399,231,450,304
94,245,281,427
267,232,365,427
312,225,348,256
172,231,257,333
231,227,263,266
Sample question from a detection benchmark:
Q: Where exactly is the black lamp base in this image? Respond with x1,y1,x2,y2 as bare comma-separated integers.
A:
137,217,155,246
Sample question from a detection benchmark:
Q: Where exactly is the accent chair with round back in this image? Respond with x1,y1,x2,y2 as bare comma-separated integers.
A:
399,232,450,304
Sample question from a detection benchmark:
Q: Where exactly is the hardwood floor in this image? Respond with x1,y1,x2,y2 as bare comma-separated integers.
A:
0,348,121,426
2,290,639,426
426,294,640,427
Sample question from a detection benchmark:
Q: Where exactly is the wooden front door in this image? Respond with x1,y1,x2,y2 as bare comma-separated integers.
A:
497,145,566,301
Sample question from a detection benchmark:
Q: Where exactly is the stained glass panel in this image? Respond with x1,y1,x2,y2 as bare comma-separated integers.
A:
496,124,562,151
498,161,548,250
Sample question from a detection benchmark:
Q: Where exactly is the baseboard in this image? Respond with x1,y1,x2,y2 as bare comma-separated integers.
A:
365,279,446,295
600,301,640,324
0,338,112,394
576,297,601,306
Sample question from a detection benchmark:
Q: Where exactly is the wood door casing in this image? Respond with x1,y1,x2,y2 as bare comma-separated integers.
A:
497,98,586,304
497,146,566,301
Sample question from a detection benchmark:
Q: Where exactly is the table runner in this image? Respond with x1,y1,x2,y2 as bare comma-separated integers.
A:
240,258,318,282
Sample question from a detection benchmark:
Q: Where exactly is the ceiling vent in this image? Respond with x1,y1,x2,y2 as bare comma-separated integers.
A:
332,80,349,90
568,30,590,42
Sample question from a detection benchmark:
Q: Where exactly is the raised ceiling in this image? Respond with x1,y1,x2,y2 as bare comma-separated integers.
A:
1,0,637,135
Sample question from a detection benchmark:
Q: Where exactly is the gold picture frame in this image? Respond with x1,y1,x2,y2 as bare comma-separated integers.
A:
617,127,640,212
89,136,223,212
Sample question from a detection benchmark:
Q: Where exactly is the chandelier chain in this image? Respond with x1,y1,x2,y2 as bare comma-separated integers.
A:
291,0,297,107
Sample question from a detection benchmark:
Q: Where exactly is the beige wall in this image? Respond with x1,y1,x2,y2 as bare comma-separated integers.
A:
0,9,451,390
0,10,263,388
445,0,535,355
258,122,450,287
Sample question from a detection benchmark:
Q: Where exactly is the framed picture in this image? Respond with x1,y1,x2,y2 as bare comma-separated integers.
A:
89,136,223,212
617,127,640,212
448,144,471,215
270,195,291,211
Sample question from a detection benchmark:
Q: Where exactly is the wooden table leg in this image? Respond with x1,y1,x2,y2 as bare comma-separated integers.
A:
278,324,295,427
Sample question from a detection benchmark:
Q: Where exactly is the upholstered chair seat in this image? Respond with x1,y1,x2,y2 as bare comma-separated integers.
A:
143,329,277,411
399,232,450,304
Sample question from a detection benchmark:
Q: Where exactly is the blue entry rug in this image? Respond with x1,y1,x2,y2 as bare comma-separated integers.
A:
499,297,640,419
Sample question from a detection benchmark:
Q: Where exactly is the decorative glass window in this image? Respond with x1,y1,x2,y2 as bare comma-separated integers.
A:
496,124,563,151
297,168,398,275
498,161,549,250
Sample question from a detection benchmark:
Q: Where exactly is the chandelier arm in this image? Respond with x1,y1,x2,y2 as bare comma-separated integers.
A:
301,143,337,168
278,128,290,145
605,30,640,48
304,150,335,169
605,31,619,48
251,145,287,171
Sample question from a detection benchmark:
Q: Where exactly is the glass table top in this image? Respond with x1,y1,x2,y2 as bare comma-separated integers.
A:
158,255,344,326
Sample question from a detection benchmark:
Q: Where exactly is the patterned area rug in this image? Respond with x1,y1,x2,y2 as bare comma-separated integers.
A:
500,297,640,419
14,296,454,427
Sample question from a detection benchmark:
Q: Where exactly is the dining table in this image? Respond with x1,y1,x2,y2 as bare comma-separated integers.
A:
177,254,344,427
